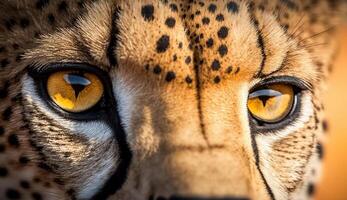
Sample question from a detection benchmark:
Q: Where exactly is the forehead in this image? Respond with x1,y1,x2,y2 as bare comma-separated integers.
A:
118,1,261,83
115,0,314,86
27,0,318,87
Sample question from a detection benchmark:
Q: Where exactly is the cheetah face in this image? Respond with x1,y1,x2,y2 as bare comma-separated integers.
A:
1,0,344,200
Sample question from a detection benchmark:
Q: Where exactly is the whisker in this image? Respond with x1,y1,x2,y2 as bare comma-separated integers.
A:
298,26,336,43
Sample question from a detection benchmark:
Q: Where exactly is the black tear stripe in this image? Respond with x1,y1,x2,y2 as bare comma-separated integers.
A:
107,6,121,67
91,7,133,200
91,82,133,199
250,134,275,200
248,11,275,200
250,14,267,78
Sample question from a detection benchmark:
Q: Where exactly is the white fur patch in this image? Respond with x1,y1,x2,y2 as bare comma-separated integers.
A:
22,75,116,198
255,94,314,200
78,149,117,199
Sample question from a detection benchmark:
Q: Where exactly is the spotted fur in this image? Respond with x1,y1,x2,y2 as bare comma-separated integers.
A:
0,0,346,200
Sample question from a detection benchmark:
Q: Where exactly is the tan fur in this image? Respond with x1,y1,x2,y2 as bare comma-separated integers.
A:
0,0,346,199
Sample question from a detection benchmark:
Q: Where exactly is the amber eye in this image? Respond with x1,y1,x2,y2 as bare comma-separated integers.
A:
46,71,104,113
247,84,295,123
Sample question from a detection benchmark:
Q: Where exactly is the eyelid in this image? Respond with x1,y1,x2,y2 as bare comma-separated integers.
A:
249,76,312,92
27,62,109,79
248,89,282,99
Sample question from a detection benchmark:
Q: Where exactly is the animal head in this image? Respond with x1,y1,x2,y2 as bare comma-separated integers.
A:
0,0,346,200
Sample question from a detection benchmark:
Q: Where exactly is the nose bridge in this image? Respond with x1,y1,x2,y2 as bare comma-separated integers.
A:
136,81,254,199
176,85,251,197
149,85,252,198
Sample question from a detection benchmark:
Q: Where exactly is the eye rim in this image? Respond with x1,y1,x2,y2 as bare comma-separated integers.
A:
248,76,309,133
28,63,113,121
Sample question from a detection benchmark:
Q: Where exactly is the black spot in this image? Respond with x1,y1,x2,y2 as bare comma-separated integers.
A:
6,189,21,199
58,1,68,12
4,18,17,31
1,59,10,68
169,3,178,12
19,18,30,29
66,188,76,197
235,67,240,74
178,42,183,48
33,177,41,183
141,4,155,21
0,167,8,177
153,65,162,74
165,17,176,28
19,156,30,165
206,38,214,48
47,13,55,25
53,178,64,185
322,120,329,132
0,144,5,152
282,24,289,32
34,32,41,39
211,59,221,71
38,162,53,171
208,3,217,13
214,76,221,84
185,56,192,64
165,71,176,82
8,134,19,147
12,44,19,50
226,66,233,74
156,35,170,53
218,44,228,57
0,46,5,53
190,14,195,20
161,0,168,4
227,1,239,13
77,1,84,8
185,76,193,84
202,17,210,25
32,192,43,200
217,26,229,39
15,54,22,62
317,142,324,159
36,0,50,9
0,126,4,136
2,106,12,121
307,183,316,196
20,181,30,189
280,0,299,10
216,14,224,21
173,54,177,61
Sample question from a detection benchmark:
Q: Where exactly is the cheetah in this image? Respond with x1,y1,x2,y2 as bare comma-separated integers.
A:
0,0,346,199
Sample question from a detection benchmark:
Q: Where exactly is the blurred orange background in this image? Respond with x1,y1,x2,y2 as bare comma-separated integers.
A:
316,25,347,200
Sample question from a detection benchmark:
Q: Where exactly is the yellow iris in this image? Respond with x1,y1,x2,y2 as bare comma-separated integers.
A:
47,71,104,113
247,84,294,123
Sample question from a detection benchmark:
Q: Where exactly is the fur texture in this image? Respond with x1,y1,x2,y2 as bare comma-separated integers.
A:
0,0,346,200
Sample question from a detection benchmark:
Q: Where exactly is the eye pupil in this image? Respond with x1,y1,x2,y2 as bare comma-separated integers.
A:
63,73,91,98
258,95,271,107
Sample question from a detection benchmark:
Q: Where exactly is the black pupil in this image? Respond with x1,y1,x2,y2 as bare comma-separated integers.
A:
250,88,282,107
63,73,91,98
258,95,271,106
